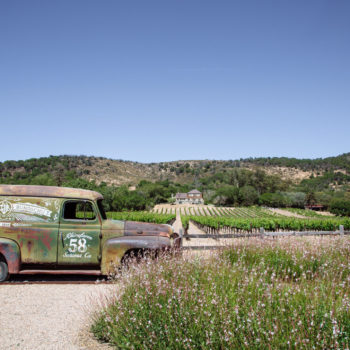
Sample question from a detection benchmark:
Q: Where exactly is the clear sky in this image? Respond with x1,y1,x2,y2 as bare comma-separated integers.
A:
1,0,349,163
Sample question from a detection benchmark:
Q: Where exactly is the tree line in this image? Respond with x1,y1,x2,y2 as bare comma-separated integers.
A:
0,155,349,215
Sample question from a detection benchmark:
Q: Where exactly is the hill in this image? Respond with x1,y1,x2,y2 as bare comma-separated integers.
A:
0,153,349,186
240,153,350,173
1,153,349,213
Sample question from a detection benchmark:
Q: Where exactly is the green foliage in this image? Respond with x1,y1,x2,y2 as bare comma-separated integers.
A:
239,152,350,173
285,208,333,218
306,191,317,206
240,185,259,206
1,155,349,209
202,168,294,206
315,191,334,208
202,168,288,194
136,179,189,206
109,186,146,211
298,171,350,192
182,207,277,219
189,215,350,232
61,177,188,212
181,215,190,230
330,199,350,217
0,155,83,185
281,192,306,208
223,246,328,281
213,185,241,206
107,212,175,224
259,192,290,207
92,238,350,349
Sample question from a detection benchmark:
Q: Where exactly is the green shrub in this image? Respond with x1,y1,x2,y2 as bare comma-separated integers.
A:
259,192,290,207
330,199,350,217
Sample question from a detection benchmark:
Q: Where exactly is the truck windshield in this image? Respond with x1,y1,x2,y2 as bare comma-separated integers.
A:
97,199,107,220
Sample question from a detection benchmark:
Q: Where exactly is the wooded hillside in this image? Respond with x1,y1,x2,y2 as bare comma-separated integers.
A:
1,153,349,186
0,153,349,213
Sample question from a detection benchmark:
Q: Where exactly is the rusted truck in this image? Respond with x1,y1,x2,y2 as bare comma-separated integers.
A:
0,185,179,282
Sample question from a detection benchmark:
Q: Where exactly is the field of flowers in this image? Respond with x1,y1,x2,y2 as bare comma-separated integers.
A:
92,237,350,349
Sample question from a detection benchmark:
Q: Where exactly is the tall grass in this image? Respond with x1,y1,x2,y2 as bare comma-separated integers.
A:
92,237,350,349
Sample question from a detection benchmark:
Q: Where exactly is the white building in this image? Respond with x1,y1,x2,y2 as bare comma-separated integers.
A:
175,190,204,204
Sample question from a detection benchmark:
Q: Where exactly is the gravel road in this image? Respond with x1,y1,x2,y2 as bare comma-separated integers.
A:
0,282,116,350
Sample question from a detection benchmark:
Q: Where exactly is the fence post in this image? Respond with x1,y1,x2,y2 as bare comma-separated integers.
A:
260,227,265,239
339,225,344,236
179,228,183,248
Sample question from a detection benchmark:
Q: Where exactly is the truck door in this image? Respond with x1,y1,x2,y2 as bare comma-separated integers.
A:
57,200,101,266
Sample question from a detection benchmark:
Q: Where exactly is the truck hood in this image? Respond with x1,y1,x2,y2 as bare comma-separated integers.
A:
124,221,173,238
102,220,173,238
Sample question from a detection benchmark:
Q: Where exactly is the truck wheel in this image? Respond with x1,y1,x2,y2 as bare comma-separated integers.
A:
0,259,9,282
121,249,144,266
122,249,156,267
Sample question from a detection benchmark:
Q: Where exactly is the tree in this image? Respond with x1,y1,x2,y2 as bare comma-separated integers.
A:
306,191,317,206
259,193,289,208
329,199,350,216
240,186,259,206
213,186,241,206
282,192,306,208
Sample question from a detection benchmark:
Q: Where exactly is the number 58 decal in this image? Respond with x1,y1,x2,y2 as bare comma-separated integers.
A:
68,238,87,253
63,232,93,258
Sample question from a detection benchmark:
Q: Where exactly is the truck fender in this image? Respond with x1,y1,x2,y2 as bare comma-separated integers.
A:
101,236,171,275
0,238,21,274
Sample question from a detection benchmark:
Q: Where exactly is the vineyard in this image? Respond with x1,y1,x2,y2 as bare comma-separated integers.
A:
108,205,349,235
184,215,350,234
283,207,334,218
107,211,175,224
170,206,348,235
153,206,279,218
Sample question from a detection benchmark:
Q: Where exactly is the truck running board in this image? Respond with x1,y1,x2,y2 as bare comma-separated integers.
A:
18,269,102,275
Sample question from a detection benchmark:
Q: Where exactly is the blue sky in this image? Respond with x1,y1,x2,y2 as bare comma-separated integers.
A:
0,0,349,163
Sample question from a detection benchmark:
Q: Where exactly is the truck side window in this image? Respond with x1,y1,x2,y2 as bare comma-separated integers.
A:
63,201,96,221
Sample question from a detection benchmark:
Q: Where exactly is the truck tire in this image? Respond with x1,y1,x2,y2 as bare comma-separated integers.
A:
121,249,157,267
0,258,9,282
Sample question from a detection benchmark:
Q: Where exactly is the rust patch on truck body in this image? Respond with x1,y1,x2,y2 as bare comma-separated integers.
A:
0,238,21,273
0,194,61,264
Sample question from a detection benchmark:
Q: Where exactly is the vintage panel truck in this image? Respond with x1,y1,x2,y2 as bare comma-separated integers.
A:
0,185,178,281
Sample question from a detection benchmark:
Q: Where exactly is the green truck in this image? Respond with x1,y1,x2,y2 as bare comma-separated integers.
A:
0,185,178,282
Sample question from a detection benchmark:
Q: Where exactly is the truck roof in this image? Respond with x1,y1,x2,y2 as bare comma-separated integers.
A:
0,185,103,201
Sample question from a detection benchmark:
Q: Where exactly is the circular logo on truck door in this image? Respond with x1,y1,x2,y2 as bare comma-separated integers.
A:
0,200,13,217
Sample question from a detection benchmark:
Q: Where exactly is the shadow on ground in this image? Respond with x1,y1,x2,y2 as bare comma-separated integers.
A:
5,274,109,283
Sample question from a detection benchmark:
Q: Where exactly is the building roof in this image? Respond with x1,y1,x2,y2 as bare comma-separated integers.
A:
0,185,103,201
188,189,201,194
175,193,188,199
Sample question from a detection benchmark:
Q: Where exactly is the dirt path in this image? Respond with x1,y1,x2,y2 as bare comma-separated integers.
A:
316,211,334,217
172,209,183,234
0,283,116,350
267,208,307,218
183,221,241,248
